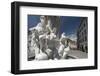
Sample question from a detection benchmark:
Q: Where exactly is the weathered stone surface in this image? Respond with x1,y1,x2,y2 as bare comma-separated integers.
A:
28,16,72,60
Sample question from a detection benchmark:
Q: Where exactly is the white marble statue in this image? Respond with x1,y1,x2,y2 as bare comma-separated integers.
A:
28,15,70,60
58,41,65,57
58,33,70,59
62,46,70,59
35,49,48,60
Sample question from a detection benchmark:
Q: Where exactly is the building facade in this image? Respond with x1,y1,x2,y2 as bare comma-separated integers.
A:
77,18,88,53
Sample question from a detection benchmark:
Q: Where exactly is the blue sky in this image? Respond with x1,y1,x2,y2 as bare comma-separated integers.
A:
60,16,82,35
28,15,40,28
28,15,83,40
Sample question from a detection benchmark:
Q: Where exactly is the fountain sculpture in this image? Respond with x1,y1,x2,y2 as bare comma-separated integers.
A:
28,16,70,60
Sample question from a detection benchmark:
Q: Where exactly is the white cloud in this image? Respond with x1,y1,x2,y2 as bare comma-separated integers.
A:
66,34,77,41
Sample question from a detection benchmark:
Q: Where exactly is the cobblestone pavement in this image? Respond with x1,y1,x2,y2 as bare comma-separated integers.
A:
68,50,88,59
